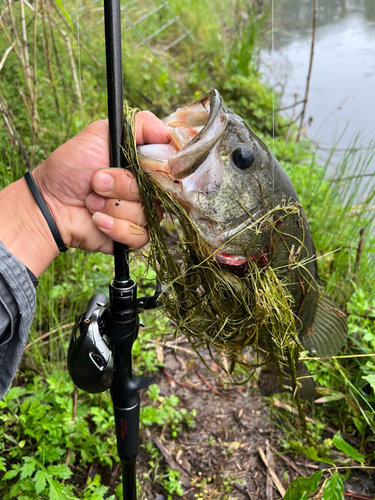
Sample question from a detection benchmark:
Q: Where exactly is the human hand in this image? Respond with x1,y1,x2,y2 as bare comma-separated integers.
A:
0,112,170,276
33,112,169,254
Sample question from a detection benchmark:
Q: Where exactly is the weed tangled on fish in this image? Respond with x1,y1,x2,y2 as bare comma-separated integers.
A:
123,91,347,409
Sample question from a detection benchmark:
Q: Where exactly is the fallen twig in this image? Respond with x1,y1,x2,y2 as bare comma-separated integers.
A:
153,438,190,488
296,461,320,469
147,338,195,356
159,367,210,392
272,398,316,422
197,371,234,401
258,447,286,497
269,445,305,476
233,482,254,500
344,494,375,500
266,440,274,500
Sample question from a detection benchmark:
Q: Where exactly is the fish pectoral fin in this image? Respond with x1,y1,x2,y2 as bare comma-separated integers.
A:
300,292,348,359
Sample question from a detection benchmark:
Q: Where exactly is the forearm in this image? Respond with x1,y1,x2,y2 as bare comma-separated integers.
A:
0,176,59,277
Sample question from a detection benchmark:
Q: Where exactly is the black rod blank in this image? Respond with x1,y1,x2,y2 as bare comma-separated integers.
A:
104,0,129,282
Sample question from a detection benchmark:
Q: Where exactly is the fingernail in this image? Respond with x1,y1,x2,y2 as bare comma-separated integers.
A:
86,193,105,211
94,172,114,192
92,212,114,230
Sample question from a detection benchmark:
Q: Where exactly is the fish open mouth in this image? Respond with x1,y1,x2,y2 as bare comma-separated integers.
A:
137,89,254,271
138,89,226,180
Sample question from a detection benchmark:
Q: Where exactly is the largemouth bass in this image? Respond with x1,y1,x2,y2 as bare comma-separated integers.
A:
138,90,347,394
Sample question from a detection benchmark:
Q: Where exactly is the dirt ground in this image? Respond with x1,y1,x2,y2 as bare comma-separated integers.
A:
127,336,375,500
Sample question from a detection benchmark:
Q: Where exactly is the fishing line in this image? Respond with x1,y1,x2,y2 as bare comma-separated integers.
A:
76,0,83,126
73,0,89,305
271,0,275,196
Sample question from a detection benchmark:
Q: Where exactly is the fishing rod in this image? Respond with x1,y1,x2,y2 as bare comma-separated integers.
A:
67,0,161,498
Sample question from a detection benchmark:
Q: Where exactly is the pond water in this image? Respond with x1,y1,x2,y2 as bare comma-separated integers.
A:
262,0,375,173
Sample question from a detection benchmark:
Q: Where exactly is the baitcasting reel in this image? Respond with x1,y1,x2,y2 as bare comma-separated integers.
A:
68,293,113,393
68,284,163,394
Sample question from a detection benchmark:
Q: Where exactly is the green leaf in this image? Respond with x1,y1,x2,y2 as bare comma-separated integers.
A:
20,457,37,479
290,441,335,465
362,374,375,395
353,417,365,434
54,0,73,30
9,482,21,498
284,471,323,499
46,464,72,479
4,386,27,402
42,446,65,463
2,464,21,481
47,478,60,500
167,394,179,407
0,457,6,472
34,470,48,495
332,432,365,464
322,472,344,499
314,390,345,404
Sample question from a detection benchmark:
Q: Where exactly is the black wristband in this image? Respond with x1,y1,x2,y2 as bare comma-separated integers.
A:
24,171,68,253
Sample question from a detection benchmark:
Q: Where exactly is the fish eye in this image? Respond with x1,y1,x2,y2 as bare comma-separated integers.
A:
231,147,255,170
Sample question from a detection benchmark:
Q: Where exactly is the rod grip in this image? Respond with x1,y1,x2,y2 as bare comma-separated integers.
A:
113,400,140,459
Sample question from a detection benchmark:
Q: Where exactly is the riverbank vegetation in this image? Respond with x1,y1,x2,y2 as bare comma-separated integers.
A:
0,0,374,498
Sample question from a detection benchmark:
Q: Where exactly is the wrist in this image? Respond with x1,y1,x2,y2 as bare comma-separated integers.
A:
31,160,76,251
24,171,68,253
0,176,60,277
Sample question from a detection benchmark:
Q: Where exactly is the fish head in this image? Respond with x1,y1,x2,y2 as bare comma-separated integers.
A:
138,89,297,266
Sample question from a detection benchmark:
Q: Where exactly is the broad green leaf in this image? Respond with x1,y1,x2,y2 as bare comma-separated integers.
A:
284,471,323,500
322,472,344,499
54,0,73,30
34,470,48,495
332,432,365,464
290,441,335,465
20,457,37,479
0,457,6,472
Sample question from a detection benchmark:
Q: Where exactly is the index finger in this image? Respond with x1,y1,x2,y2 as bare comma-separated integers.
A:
91,168,141,201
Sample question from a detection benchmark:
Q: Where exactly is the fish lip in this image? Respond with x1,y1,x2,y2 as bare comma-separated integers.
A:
215,253,247,266
137,89,224,166
178,89,223,152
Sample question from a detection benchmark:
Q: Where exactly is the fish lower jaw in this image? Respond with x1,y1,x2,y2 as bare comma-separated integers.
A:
215,252,247,266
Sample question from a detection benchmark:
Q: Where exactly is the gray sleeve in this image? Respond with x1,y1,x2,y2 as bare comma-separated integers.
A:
0,241,36,399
